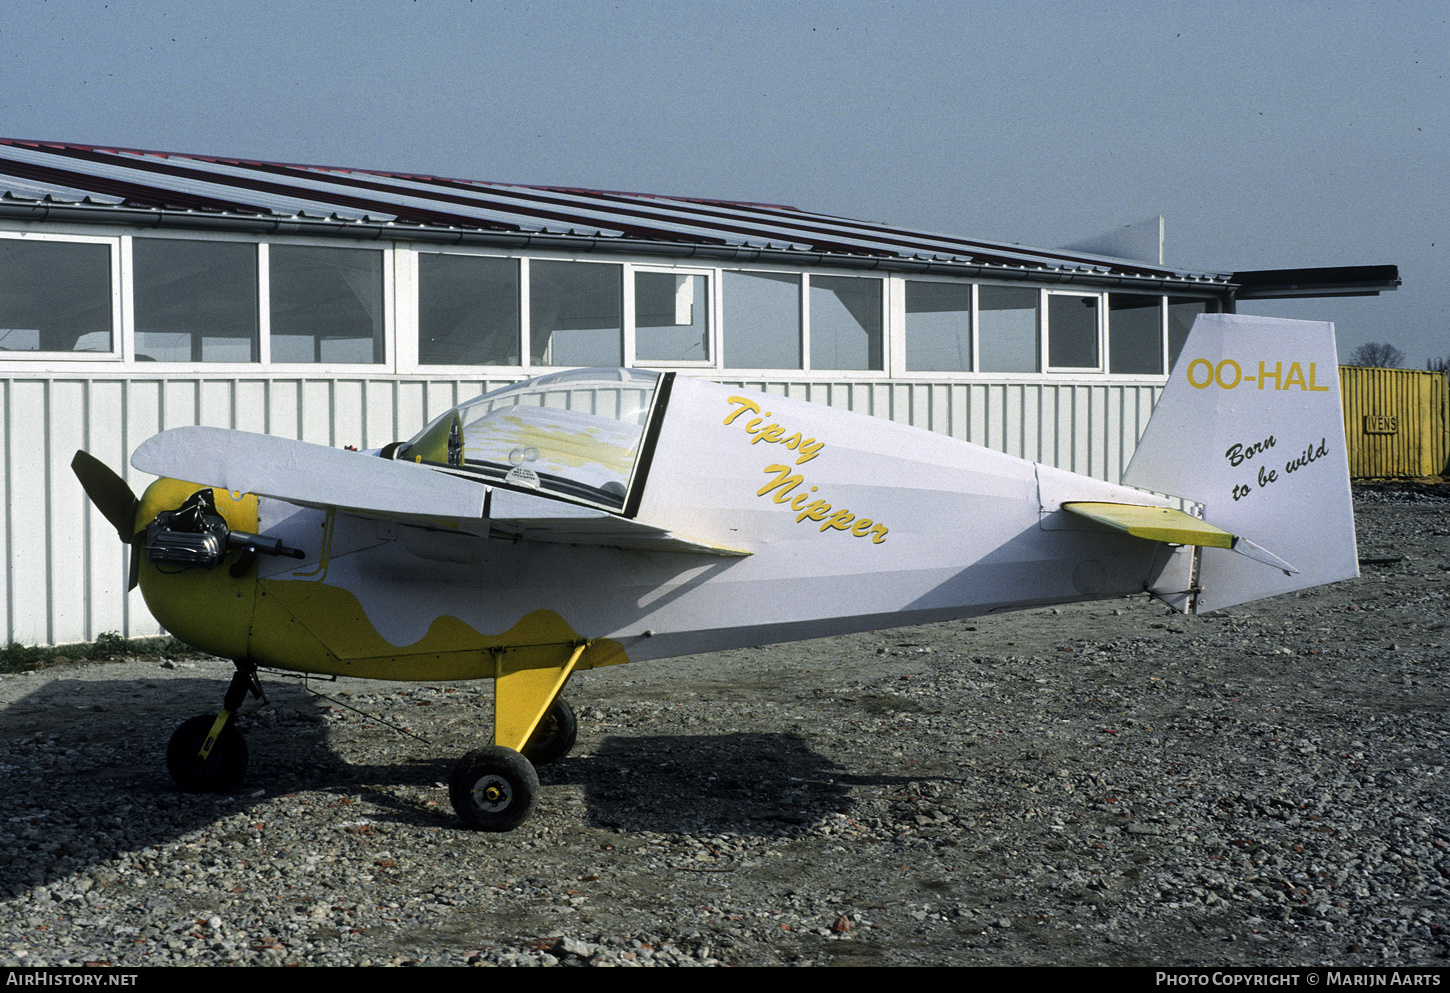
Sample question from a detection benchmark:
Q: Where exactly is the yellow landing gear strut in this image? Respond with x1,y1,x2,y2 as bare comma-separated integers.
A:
448,641,591,831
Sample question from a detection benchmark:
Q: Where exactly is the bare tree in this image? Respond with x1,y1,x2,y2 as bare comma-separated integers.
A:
1428,356,1450,373
1348,342,1404,368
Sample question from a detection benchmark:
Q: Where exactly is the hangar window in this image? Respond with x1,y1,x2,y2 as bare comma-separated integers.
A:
634,270,711,364
810,275,882,371
1107,293,1164,375
530,260,623,367
1168,298,1211,370
133,239,259,363
0,237,115,355
418,253,520,365
1046,292,1101,370
977,285,1039,373
722,270,801,370
269,245,384,364
904,280,973,372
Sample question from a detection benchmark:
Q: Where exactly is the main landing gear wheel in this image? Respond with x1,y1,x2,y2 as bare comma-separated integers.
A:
166,714,249,793
522,697,577,766
450,746,539,831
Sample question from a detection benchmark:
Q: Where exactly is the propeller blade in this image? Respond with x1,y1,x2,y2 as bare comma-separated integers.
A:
72,451,139,543
128,538,141,592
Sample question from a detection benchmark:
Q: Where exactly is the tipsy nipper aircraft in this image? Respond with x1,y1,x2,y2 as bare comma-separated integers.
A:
72,315,1357,830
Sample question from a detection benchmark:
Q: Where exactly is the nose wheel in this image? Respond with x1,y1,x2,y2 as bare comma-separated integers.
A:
164,660,262,794
167,714,249,792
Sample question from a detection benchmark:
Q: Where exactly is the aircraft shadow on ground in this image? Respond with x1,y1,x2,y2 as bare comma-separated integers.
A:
0,674,907,890
549,732,857,833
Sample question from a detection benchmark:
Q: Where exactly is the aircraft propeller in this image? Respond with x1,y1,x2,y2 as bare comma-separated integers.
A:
71,450,142,591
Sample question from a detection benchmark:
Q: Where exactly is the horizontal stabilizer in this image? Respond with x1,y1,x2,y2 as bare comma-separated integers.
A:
1063,502,1297,575
1063,502,1233,548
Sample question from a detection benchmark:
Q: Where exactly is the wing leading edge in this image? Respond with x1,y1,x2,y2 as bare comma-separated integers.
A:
133,426,748,558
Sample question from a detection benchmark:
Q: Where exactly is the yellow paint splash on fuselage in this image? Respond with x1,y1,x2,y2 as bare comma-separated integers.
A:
136,477,630,682
251,578,629,680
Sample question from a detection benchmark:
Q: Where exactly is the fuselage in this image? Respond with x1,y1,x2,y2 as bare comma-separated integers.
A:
137,375,1190,680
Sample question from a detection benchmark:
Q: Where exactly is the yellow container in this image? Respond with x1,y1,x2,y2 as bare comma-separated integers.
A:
1339,366,1448,478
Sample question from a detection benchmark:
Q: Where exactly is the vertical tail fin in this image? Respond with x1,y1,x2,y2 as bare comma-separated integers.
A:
1122,314,1357,613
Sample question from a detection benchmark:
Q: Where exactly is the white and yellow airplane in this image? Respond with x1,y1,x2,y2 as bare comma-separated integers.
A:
72,315,1357,830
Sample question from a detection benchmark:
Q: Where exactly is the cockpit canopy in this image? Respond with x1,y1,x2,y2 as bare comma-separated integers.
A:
397,368,663,512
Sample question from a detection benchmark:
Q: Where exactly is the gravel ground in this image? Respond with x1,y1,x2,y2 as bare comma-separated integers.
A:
1,491,1447,967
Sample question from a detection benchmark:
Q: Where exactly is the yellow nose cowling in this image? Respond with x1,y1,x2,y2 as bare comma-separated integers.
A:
135,478,260,661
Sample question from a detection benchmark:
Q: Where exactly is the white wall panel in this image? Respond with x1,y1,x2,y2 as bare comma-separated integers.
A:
82,381,128,638
332,380,366,450
162,380,197,431
8,380,50,645
199,380,232,428
235,380,268,435
362,381,396,452
301,381,333,446
1009,386,1030,460
1090,386,1107,474
262,381,293,439
48,381,89,646
1054,385,1078,472
423,380,464,424
395,381,428,441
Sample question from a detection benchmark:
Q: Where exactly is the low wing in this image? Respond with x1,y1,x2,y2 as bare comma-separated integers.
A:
133,426,747,557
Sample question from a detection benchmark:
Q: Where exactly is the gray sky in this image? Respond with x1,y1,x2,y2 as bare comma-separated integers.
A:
2,0,1445,364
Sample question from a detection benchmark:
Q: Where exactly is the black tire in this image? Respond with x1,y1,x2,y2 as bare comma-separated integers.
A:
450,745,539,831
522,697,578,765
166,714,248,793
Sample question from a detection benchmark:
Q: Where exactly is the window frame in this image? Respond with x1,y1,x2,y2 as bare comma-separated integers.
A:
1105,292,1168,377
900,276,975,374
628,264,717,369
261,241,392,369
1044,289,1105,373
114,233,394,372
805,272,887,374
130,236,261,365
718,266,803,374
408,247,523,370
974,282,1043,375
0,231,123,362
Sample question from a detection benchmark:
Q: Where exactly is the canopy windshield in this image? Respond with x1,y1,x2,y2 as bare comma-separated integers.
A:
401,368,662,511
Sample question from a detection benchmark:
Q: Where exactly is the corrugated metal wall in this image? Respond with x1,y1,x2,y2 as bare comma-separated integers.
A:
4,373,1162,646
1339,367,1449,478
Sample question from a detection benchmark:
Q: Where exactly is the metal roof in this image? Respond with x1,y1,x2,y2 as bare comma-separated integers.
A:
0,138,1237,289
